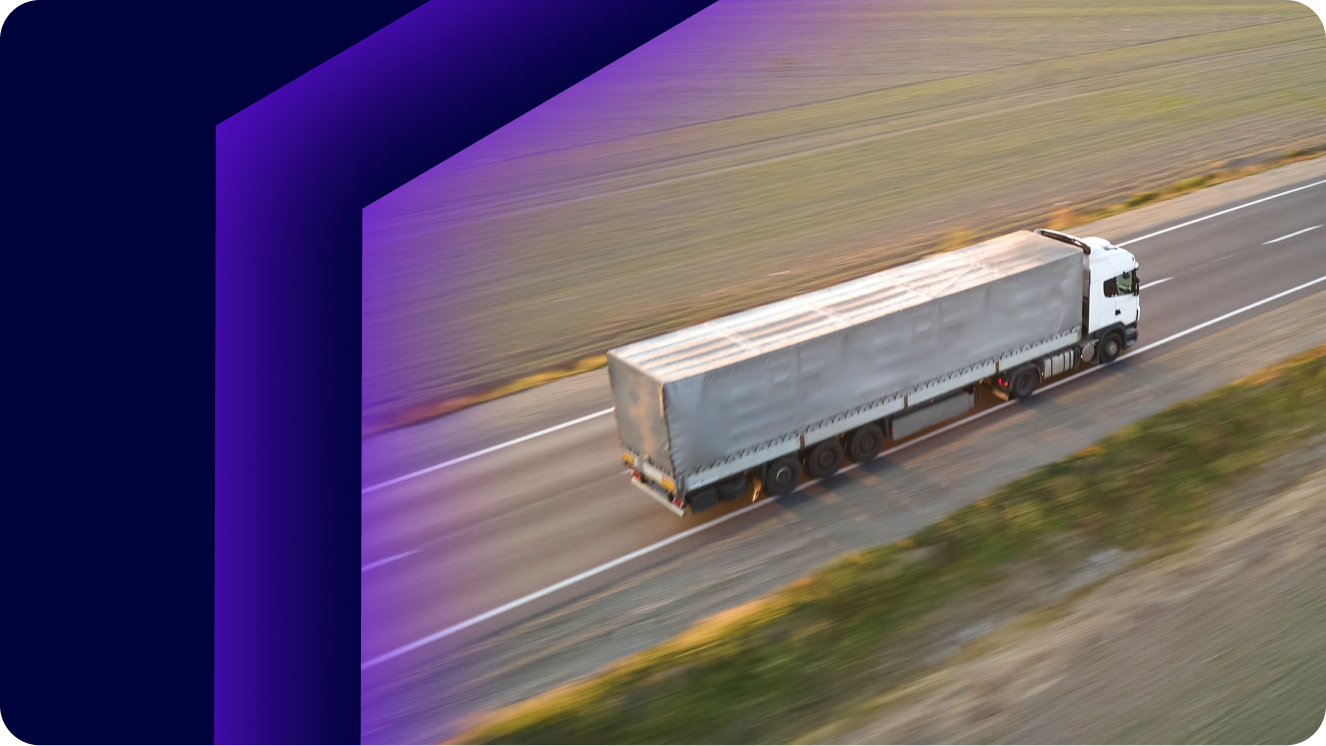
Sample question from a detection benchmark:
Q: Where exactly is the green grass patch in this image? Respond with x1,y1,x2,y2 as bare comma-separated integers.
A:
457,345,1326,744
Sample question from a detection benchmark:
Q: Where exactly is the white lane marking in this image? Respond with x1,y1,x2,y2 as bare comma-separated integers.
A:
361,550,419,572
361,398,1027,672
361,407,615,494
360,272,1326,670
1039,273,1326,395
359,497,773,670
361,471,636,585
1118,179,1326,246
1263,225,1321,245
1140,277,1172,289
365,178,1325,496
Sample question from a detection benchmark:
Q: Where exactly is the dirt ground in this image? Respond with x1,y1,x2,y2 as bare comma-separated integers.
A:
810,438,1326,745
361,0,1326,431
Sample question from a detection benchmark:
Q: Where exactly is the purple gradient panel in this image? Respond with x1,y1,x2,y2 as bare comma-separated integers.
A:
217,0,714,742
362,0,893,428
360,0,926,440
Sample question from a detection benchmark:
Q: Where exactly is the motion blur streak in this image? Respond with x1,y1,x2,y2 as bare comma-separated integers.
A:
361,178,1324,495
360,407,615,494
361,550,419,572
359,273,1326,671
359,494,771,670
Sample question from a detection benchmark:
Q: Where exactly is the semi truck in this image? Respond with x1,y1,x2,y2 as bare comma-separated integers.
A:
608,228,1141,516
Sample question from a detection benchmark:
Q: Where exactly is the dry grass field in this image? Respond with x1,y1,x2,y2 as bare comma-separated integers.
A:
362,0,1326,433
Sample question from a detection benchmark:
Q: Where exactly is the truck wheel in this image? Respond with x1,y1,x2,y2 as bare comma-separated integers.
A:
804,439,845,479
1011,366,1039,399
763,455,802,497
847,424,884,463
1098,331,1124,364
716,474,749,502
688,487,718,514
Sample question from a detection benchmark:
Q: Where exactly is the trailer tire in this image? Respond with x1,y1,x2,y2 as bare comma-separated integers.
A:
688,487,718,514
1098,331,1124,364
847,424,885,463
804,439,845,479
716,474,749,502
764,455,802,497
1011,366,1039,400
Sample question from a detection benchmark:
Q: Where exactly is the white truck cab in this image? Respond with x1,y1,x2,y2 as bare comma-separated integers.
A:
1036,230,1140,364
1084,236,1140,332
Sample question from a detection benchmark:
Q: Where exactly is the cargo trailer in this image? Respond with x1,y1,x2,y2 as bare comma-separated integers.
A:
609,229,1140,515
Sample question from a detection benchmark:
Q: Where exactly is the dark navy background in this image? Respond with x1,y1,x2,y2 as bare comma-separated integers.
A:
1,0,712,743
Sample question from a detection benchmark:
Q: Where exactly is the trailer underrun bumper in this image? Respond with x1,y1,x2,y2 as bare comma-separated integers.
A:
630,475,687,516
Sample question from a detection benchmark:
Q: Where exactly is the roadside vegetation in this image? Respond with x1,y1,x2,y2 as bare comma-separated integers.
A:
1045,143,1326,229
457,344,1326,744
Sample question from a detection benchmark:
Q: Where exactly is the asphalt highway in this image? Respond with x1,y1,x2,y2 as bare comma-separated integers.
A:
360,157,1326,743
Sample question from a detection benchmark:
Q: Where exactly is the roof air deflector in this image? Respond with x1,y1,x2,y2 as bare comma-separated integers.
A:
1034,228,1092,255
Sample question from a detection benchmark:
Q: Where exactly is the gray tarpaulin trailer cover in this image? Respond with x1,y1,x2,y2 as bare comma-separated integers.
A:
608,230,1084,483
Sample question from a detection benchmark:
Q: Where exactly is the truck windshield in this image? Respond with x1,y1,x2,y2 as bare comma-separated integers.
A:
1116,270,1135,294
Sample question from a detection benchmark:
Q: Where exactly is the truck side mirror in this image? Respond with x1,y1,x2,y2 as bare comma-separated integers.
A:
1132,270,1140,295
